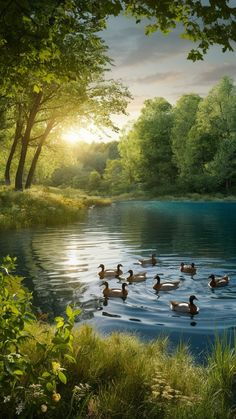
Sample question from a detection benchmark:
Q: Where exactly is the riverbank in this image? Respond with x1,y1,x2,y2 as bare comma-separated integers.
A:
112,190,236,202
0,186,111,230
0,261,235,419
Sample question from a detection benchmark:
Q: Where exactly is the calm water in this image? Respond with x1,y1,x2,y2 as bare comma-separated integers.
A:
1,200,236,359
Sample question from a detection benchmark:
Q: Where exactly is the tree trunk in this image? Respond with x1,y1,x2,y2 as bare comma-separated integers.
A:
15,92,43,191
25,119,55,189
5,105,23,185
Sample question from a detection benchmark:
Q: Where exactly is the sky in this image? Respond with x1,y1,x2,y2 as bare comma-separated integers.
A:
99,14,236,141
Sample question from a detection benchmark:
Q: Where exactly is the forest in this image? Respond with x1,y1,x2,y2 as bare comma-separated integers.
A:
1,76,236,197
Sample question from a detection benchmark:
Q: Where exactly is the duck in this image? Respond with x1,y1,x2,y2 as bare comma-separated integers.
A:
180,262,197,275
102,281,128,298
127,269,147,282
138,253,157,266
208,274,230,288
98,264,123,279
170,295,199,315
153,274,180,292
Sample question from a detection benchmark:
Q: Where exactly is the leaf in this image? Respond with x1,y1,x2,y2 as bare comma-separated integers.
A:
46,382,54,392
66,305,73,318
58,371,67,384
64,354,76,364
33,85,41,93
13,369,24,376
42,371,51,378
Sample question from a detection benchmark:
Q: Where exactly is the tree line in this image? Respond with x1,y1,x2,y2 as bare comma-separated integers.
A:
46,76,236,196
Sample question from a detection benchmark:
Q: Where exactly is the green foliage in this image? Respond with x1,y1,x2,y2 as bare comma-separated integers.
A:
0,256,82,418
122,0,236,60
117,77,236,196
0,186,110,230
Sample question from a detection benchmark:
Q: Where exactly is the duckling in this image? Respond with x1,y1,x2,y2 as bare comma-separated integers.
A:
98,264,123,279
153,274,180,292
127,269,147,282
138,253,157,266
102,281,128,298
180,262,197,275
208,274,230,288
170,295,199,315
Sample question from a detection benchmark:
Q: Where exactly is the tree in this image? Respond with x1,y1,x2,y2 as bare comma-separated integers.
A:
207,136,236,191
171,94,202,178
121,0,236,60
129,98,176,189
0,2,130,190
1,1,235,64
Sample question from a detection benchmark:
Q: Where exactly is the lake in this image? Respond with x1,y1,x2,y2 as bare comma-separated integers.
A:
1,200,236,360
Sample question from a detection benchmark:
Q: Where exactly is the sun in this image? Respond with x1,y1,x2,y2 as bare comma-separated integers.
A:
61,127,98,144
61,129,80,144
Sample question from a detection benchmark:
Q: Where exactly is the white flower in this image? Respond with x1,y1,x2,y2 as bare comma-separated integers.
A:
15,401,25,415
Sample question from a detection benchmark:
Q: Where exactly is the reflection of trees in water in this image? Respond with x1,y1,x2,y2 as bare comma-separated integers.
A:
93,202,236,258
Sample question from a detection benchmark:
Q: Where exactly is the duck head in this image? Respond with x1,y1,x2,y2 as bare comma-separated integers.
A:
154,274,161,284
189,295,198,304
122,283,128,290
98,264,105,271
208,274,215,280
127,269,133,276
117,263,123,269
191,263,195,268
103,281,109,288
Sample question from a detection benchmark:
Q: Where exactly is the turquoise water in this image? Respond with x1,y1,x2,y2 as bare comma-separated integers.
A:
1,201,236,358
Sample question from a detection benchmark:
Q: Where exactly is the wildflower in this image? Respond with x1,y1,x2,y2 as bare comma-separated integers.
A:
41,404,48,413
73,383,91,401
28,383,44,398
3,395,11,403
15,401,25,415
52,392,61,402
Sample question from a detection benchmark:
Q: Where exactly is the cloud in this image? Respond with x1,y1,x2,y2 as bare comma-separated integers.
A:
131,71,182,84
192,63,236,85
103,16,190,67
119,33,190,68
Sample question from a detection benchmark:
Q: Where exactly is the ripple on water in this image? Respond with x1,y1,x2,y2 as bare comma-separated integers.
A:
1,201,236,357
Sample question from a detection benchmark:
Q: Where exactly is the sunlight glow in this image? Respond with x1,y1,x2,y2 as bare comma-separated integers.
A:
61,126,102,144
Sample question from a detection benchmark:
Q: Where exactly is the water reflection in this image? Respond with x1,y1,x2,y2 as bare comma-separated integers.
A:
0,201,236,356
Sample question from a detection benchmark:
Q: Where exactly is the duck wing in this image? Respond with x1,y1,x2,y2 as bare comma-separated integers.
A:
170,301,190,312
160,281,180,291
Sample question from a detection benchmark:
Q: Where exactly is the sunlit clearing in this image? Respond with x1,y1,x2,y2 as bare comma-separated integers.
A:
61,126,101,144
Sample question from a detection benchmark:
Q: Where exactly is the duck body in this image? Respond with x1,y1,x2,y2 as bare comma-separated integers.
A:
170,295,199,315
208,274,230,288
102,281,128,298
180,262,196,275
127,269,147,282
98,264,123,279
138,254,157,266
153,275,180,292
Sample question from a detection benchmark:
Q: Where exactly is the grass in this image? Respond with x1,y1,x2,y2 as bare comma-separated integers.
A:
16,323,236,419
0,186,111,230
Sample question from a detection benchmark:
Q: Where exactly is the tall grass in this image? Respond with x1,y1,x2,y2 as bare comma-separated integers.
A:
0,186,111,230
17,323,236,418
0,310,232,419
